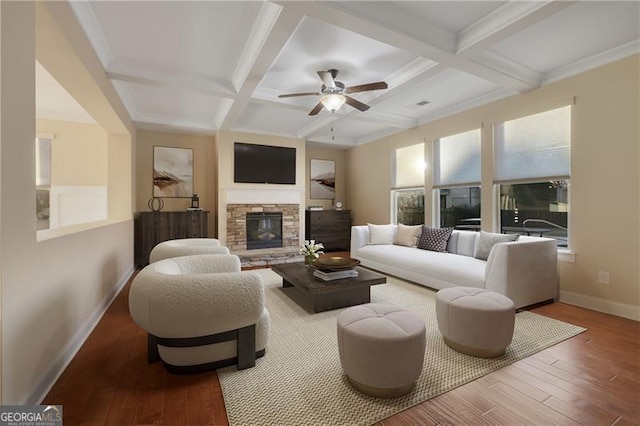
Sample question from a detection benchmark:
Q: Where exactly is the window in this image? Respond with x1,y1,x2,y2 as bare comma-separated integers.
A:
439,186,481,228
391,144,425,225
500,180,568,247
433,129,481,228
495,105,571,247
393,189,425,225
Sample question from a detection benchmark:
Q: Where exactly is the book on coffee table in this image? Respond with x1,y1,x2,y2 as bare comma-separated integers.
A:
313,269,359,281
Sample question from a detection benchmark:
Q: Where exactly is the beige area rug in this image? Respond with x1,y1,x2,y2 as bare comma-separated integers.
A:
219,269,585,426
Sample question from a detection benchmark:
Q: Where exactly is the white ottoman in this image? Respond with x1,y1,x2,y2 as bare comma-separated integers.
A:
337,303,426,398
436,287,515,358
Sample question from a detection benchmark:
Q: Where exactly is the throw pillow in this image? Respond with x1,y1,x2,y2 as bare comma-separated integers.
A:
368,223,395,245
393,224,423,247
474,231,519,260
417,226,453,252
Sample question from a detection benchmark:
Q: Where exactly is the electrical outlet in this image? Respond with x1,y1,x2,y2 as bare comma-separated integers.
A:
598,271,610,284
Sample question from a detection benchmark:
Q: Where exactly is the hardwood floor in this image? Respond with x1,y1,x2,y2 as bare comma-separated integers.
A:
44,267,639,425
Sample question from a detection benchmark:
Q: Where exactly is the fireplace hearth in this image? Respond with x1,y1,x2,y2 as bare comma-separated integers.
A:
246,212,283,250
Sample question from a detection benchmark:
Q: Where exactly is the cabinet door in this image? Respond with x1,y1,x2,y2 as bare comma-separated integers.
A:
188,212,208,237
306,211,351,251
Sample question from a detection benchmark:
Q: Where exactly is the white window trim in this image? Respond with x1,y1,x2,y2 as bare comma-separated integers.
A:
390,187,425,225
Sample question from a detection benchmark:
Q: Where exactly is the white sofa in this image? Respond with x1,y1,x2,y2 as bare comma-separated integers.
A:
351,225,558,309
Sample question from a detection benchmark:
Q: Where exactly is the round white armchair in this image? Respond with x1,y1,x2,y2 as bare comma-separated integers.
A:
129,253,269,373
149,238,229,263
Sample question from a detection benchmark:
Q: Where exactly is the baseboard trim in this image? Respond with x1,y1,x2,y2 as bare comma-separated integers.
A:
25,264,135,405
559,290,640,321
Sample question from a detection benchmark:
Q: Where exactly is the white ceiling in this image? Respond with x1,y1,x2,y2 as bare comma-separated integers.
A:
44,1,639,148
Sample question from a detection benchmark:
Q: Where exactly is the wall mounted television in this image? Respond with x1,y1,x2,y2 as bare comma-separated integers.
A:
234,142,296,184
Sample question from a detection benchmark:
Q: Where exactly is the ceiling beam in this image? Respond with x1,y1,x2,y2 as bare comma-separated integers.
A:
106,60,236,98
456,1,576,55
417,88,514,127
230,2,285,93
320,1,457,54
219,4,305,130
134,113,216,134
296,114,339,139
275,1,541,92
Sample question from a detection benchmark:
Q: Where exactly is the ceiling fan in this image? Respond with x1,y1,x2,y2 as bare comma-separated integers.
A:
278,69,388,116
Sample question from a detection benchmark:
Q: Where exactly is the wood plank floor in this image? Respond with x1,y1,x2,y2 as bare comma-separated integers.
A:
44,266,639,425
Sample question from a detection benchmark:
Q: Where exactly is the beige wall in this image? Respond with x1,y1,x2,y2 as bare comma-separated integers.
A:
1,1,135,405
345,128,426,226
305,144,347,210
37,119,108,186
136,130,216,235
346,56,639,320
216,131,305,246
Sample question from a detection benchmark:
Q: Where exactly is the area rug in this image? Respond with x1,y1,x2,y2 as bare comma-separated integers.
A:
219,269,585,426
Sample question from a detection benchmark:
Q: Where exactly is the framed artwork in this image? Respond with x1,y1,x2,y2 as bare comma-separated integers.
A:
153,146,193,197
310,159,335,199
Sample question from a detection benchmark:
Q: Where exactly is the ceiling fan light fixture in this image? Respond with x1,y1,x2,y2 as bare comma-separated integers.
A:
320,94,346,112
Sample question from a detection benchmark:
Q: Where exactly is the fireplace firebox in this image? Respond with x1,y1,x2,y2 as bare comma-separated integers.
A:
246,212,283,250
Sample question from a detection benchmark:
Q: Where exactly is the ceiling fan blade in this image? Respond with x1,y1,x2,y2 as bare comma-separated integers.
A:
278,92,320,98
344,95,370,112
346,81,388,94
309,102,324,116
317,70,336,89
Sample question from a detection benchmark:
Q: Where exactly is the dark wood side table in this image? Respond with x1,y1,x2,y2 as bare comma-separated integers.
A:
134,211,209,266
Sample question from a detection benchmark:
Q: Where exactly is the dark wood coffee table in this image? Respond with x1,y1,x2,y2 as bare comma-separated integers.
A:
270,262,387,313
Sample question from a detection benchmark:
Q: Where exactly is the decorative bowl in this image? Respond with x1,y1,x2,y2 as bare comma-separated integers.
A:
311,256,360,270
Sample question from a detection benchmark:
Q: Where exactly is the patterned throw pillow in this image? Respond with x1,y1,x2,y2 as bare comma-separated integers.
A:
474,231,519,260
417,226,454,252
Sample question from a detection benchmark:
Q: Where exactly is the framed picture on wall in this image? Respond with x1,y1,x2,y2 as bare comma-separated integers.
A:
310,159,335,199
153,146,193,197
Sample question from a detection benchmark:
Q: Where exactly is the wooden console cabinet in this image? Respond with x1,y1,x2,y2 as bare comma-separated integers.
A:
134,211,209,266
305,210,352,252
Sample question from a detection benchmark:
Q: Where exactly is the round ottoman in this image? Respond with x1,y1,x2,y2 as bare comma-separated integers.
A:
436,287,515,358
337,303,426,398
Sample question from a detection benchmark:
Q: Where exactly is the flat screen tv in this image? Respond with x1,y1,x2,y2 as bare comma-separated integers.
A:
234,142,296,184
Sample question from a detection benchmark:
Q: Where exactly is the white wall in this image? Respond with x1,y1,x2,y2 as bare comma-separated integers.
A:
49,185,107,228
1,2,135,404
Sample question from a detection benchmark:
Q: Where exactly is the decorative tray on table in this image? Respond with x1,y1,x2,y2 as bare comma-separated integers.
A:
311,256,360,271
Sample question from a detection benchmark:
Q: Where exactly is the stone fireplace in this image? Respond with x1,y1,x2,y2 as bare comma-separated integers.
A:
226,204,299,252
221,188,304,266
246,212,283,250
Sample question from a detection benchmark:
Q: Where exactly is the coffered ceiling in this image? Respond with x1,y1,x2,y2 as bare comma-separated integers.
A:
57,1,638,148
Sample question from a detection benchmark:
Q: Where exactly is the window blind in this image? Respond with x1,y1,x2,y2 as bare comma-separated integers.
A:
394,143,425,188
433,128,481,188
495,105,571,182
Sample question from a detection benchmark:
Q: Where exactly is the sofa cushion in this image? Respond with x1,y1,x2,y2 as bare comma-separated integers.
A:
474,231,519,260
417,226,453,252
393,224,423,247
358,244,486,288
368,224,396,245
447,231,479,257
